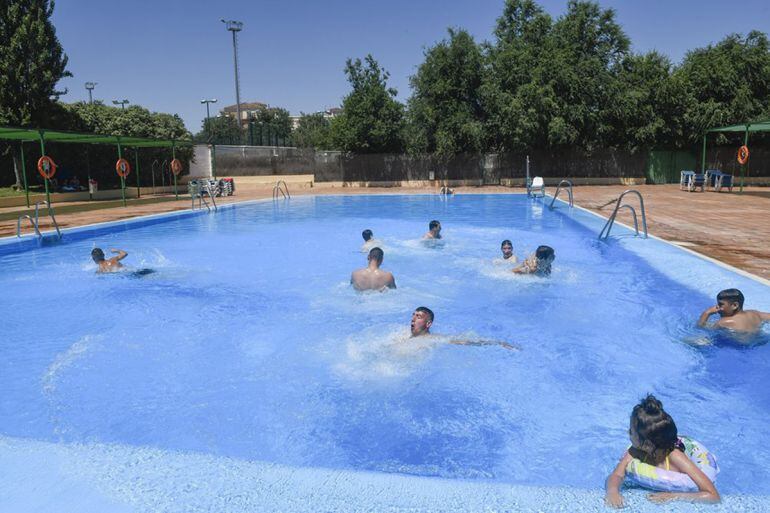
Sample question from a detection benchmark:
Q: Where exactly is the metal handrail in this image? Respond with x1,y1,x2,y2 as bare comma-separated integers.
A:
35,200,61,238
203,182,218,211
272,180,290,200
549,180,573,209
16,215,41,238
598,189,648,240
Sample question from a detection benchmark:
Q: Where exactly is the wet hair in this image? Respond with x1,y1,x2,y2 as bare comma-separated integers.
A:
415,306,434,323
501,239,512,248
368,247,384,264
534,245,555,276
91,247,105,262
629,394,678,466
429,220,441,231
717,288,744,309
362,229,373,241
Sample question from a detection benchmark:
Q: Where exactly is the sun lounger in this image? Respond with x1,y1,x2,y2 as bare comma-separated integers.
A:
706,169,733,192
680,170,704,192
530,176,545,197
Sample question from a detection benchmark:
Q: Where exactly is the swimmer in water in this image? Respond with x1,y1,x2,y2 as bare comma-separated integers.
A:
91,247,127,273
410,307,519,350
361,229,383,253
513,245,554,276
351,247,396,291
498,239,518,263
423,220,442,240
698,288,770,334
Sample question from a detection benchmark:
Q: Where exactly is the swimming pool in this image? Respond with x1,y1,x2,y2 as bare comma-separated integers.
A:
1,194,769,512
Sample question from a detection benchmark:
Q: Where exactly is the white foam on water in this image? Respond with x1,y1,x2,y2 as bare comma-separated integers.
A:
42,334,102,395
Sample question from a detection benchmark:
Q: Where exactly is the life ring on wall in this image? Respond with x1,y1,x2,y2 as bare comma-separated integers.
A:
116,158,131,178
737,145,749,165
170,158,183,176
37,155,57,179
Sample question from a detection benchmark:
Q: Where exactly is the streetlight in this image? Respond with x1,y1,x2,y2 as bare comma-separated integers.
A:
113,99,130,109
200,98,218,121
221,19,244,129
85,82,97,104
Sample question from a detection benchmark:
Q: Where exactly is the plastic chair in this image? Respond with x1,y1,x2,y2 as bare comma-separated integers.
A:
530,176,545,197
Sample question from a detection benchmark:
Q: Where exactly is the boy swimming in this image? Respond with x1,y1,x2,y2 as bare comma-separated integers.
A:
698,288,770,334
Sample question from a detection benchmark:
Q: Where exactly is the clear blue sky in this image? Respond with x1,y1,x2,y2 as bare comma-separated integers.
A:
53,0,770,133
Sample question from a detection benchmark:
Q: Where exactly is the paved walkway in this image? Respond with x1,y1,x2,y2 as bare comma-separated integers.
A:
2,184,768,280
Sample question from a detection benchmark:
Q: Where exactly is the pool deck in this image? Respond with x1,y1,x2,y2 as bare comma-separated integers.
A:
1,184,768,280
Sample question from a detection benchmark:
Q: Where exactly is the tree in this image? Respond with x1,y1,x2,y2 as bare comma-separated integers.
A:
330,55,405,153
293,112,332,149
406,28,486,157
194,114,242,145
0,0,70,188
251,106,292,144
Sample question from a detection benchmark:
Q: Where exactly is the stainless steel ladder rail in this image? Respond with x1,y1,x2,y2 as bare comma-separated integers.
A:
203,182,218,211
16,215,41,238
598,189,648,240
35,201,61,238
548,180,573,209
272,180,290,200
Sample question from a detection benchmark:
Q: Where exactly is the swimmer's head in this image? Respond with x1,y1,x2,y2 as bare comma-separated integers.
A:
91,248,105,263
716,288,744,316
535,245,555,276
429,220,441,233
368,247,384,265
411,306,434,337
362,229,373,241
501,239,513,259
629,394,678,466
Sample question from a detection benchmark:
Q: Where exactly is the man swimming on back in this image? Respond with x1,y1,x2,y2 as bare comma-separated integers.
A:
410,306,518,350
698,288,770,334
351,247,396,291
91,248,127,273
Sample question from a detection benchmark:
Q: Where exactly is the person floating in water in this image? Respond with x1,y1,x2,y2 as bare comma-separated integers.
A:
361,229,383,253
91,247,127,273
498,239,517,263
409,307,518,350
698,288,770,334
604,394,720,508
351,247,396,291
423,220,442,240
512,245,555,276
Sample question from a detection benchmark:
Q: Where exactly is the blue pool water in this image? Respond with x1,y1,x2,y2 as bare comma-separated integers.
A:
1,194,769,512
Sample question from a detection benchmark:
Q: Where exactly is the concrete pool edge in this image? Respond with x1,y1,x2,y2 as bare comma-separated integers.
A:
2,434,766,513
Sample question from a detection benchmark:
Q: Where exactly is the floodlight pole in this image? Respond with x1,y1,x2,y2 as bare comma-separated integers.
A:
201,98,218,138
222,20,244,134
172,143,178,200
19,143,29,208
85,82,96,104
113,99,130,110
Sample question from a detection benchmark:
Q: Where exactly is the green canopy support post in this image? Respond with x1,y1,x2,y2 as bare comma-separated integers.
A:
172,143,178,200
700,134,707,174
20,142,30,208
134,147,141,199
117,138,126,207
38,130,50,206
86,146,93,201
211,144,217,179
741,125,749,194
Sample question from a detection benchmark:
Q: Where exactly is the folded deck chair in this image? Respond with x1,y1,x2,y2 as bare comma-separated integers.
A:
680,170,694,191
530,176,545,197
682,170,705,192
707,170,734,192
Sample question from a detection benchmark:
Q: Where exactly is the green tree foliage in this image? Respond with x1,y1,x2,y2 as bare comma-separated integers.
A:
676,30,770,141
293,112,332,149
251,106,292,141
195,115,243,144
407,29,485,157
330,55,405,153
0,0,69,127
64,101,189,140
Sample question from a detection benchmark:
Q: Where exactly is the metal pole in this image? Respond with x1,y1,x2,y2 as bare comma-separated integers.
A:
20,142,30,208
172,144,178,200
151,159,157,194
117,139,126,207
249,121,254,146
39,131,50,206
701,134,707,174
211,144,217,179
525,155,530,196
232,30,242,133
134,147,141,198
86,146,93,201
741,126,749,194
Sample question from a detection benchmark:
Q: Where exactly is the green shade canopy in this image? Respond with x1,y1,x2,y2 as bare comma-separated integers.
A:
706,119,770,133
0,126,194,148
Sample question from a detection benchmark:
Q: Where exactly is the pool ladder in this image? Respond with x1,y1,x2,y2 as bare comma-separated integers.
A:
191,182,218,212
16,200,61,239
598,189,648,240
548,180,573,209
273,180,290,200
